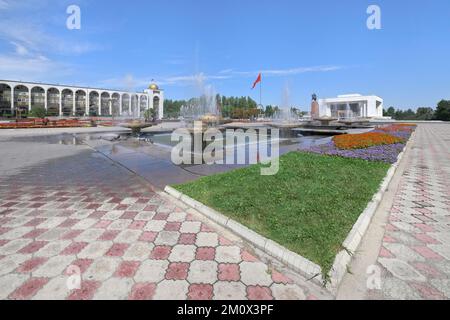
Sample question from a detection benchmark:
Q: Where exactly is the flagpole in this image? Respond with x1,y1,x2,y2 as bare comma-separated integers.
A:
259,74,262,107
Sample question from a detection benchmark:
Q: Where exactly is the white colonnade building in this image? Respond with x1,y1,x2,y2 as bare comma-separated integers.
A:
318,94,384,119
0,80,164,119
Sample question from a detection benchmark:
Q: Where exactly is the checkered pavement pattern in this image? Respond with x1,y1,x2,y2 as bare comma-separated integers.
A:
0,150,321,300
369,124,450,299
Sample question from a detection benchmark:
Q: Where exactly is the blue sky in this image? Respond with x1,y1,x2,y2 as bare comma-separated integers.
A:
0,0,449,110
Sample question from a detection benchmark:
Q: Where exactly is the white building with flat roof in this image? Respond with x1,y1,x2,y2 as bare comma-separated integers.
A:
318,94,384,119
0,80,164,119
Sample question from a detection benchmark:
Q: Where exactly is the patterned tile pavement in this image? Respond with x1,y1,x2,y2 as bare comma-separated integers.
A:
368,124,450,300
0,134,329,300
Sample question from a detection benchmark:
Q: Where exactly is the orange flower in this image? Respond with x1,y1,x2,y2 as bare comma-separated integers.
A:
333,132,404,150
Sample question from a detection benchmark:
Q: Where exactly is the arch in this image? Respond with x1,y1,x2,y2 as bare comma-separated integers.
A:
153,95,160,119
13,85,29,116
31,87,45,110
0,83,12,117
122,94,130,115
89,91,99,116
47,88,60,116
131,94,139,117
101,92,110,116
75,90,86,116
61,89,74,116
140,95,148,116
111,93,120,116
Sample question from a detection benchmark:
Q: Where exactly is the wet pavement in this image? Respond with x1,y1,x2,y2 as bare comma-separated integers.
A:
78,131,331,189
0,128,331,300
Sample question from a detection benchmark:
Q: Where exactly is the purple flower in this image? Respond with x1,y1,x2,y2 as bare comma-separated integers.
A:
300,141,406,164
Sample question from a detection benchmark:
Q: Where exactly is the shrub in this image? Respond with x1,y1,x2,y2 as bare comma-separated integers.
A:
29,106,47,119
333,132,403,150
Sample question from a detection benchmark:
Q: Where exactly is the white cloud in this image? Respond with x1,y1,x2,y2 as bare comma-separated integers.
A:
0,0,9,10
161,65,343,84
164,58,187,65
162,74,231,85
97,73,231,91
0,4,99,83
0,19,100,56
0,54,72,82
11,41,28,56
218,68,234,74
0,0,47,11
225,65,344,77
97,65,343,91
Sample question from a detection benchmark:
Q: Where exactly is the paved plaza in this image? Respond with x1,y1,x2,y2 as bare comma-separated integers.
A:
368,124,450,299
0,124,449,300
0,129,329,300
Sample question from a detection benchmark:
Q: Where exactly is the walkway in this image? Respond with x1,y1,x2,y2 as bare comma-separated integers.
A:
0,128,329,300
338,123,450,299
2,124,448,300
371,124,450,299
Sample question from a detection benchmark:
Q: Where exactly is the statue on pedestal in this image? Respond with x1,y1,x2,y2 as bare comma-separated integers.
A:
310,94,320,119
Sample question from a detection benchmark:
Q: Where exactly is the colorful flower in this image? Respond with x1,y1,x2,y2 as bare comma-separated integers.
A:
333,132,404,150
299,124,415,164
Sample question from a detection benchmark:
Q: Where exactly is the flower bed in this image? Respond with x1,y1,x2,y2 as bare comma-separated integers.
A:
302,142,405,164
301,124,415,164
333,132,403,150
0,119,92,129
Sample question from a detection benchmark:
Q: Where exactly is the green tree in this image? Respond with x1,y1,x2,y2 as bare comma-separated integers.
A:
144,108,156,122
434,100,450,121
415,107,434,120
264,105,275,117
384,107,395,118
164,99,186,118
29,106,46,119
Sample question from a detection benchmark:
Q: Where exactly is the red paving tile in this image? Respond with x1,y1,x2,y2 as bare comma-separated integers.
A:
9,278,49,300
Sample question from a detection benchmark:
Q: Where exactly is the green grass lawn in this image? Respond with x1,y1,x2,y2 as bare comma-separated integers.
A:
174,152,390,273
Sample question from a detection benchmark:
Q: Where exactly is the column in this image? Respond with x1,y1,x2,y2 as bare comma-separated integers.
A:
138,96,141,118
73,92,76,116
59,93,62,117
119,95,123,116
10,87,13,114
98,95,102,116
149,93,154,114
159,92,164,120
44,88,48,111
109,100,112,116
85,90,89,116
28,88,31,112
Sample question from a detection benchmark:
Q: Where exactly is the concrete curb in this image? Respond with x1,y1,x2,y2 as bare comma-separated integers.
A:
164,130,416,293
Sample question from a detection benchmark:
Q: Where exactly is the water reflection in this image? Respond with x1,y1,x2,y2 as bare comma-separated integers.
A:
10,133,84,146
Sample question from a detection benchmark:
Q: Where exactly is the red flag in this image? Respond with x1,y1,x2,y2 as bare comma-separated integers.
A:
252,73,262,89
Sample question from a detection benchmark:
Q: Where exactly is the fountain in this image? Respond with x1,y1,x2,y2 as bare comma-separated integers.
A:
267,83,302,138
120,120,155,136
179,73,228,129
270,83,301,126
116,77,158,136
